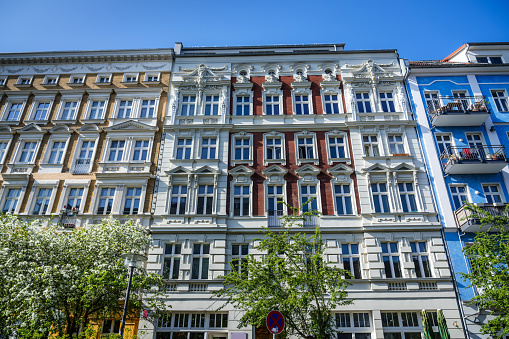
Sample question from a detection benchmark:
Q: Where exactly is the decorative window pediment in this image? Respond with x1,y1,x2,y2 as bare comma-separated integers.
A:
18,123,45,134
193,165,220,175
290,63,310,82
262,164,288,184
328,163,354,177
318,63,340,82
105,120,158,132
233,64,254,84
166,166,192,176
228,165,254,178
295,164,321,180
392,163,418,172
363,163,389,173
79,123,101,133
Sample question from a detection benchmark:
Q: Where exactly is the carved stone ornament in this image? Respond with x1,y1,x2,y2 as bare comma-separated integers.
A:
265,74,279,83
293,74,307,82
344,60,394,84
237,74,250,83
323,73,336,82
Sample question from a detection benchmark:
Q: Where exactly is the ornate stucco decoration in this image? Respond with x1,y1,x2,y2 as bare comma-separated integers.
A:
343,60,394,84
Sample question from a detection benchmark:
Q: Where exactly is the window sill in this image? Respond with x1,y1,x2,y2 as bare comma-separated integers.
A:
0,120,21,125
120,81,139,85
42,83,59,88
67,83,85,87
231,160,253,167
14,84,32,88
80,118,106,124
94,82,112,86
264,159,286,166
53,119,77,124
142,80,161,85
296,158,319,166
194,158,220,163
328,157,351,165
25,119,50,125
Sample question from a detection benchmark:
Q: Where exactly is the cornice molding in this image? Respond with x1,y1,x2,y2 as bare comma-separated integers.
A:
0,53,172,66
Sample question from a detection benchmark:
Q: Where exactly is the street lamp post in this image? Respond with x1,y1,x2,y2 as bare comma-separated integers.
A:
119,253,147,339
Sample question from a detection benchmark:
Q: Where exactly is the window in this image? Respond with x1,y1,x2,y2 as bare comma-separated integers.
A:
18,76,32,85
380,92,395,112
353,313,370,327
265,94,280,115
170,185,187,215
342,244,361,279
204,95,219,115
176,138,192,159
324,94,340,114
97,188,115,215
70,75,84,84
492,90,509,112
297,136,315,160
145,73,160,82
102,320,121,335
133,140,150,161
483,184,503,203
381,312,421,339
140,99,156,118
388,135,405,155
356,93,372,113
236,95,250,115
88,100,106,119
233,185,250,216
2,188,21,213
329,136,346,159
424,92,440,112
398,183,417,212
74,140,95,174
97,75,111,83
47,141,66,164
267,184,284,218
295,95,310,115
209,314,228,328
163,243,181,280
123,187,141,215
381,242,402,278
65,187,83,210
363,135,379,157
181,95,196,116
231,244,248,274
197,185,213,214
334,184,353,215
201,137,216,159
476,56,503,64
33,188,52,215
0,142,9,163
0,77,6,86
60,101,78,120
336,313,351,327
266,136,282,160
191,244,210,280
44,76,58,85
33,102,50,120
123,74,138,83
450,185,468,210
435,134,452,154
300,184,318,212
108,140,125,161
6,102,23,121
410,241,431,278
234,137,251,161
371,183,390,213
19,142,37,163
335,313,371,339
117,100,133,118
452,91,470,111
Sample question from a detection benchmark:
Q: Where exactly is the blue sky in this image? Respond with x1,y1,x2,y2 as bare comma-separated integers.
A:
0,0,508,61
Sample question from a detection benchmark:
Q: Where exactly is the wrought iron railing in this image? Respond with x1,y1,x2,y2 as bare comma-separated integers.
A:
60,207,79,228
73,158,91,174
302,215,320,227
440,145,507,168
426,95,489,117
454,203,509,229
267,210,284,227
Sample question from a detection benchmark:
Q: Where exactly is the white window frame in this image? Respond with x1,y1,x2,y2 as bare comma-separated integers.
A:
482,183,504,204
55,95,82,121
106,139,126,162
233,89,253,116
370,182,390,213
27,95,55,122
122,73,139,84
326,131,349,164
263,132,286,166
0,76,7,86
491,89,509,112
232,184,251,217
435,133,453,155
57,179,91,214
333,182,354,216
95,187,117,215
397,182,418,213
191,243,210,280
231,132,253,166
449,184,470,210
71,134,99,174
83,93,110,121
95,74,112,84
356,92,372,113
179,93,197,116
69,74,86,85
266,183,285,219
144,72,160,83
387,133,406,155
174,137,193,160
362,134,381,157
295,131,319,165
16,76,33,86
299,182,320,213
0,185,26,214
381,311,423,339
335,312,372,339
379,90,396,112
163,243,182,280
43,138,69,165
131,139,151,162
43,75,59,86
0,135,12,164
1,99,27,122
196,184,215,215
262,88,283,116
115,98,135,119
202,93,221,116
200,136,217,160
381,242,402,278
341,243,362,279
27,180,59,216
293,91,313,115
169,184,188,215
139,97,158,118
410,241,433,278
231,243,249,274
14,139,40,164
322,91,342,114
475,55,504,64
122,187,143,215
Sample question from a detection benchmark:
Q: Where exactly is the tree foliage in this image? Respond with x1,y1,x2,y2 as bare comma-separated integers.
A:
0,214,166,338
461,203,509,339
214,205,352,339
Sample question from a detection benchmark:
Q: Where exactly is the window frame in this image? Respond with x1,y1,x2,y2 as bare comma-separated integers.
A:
122,73,139,84
83,94,110,121
362,134,381,157
131,139,152,162
481,183,504,204
15,139,40,164
387,133,407,155
233,90,253,116
476,55,504,64
262,89,283,116
43,138,69,165
96,187,116,215
410,241,432,278
163,243,182,280
43,75,59,86
28,181,58,216
122,187,143,215
263,132,286,166
0,76,7,87
27,95,55,122
196,184,215,215
1,99,27,122
333,182,354,216
381,311,423,339
341,243,362,279
95,74,112,84
326,131,349,164
232,184,251,217
144,72,161,83
69,74,86,85
381,242,402,278
295,131,319,165
491,89,509,112
55,95,82,121
1,186,25,214
397,182,418,213
57,181,90,214
231,132,253,166
16,76,33,86
70,135,99,175
0,136,13,164
371,182,390,213
191,243,210,280
169,184,188,215
379,91,396,112
434,133,453,155
449,184,470,210
202,94,220,116
174,137,193,160
200,136,217,160
356,92,372,113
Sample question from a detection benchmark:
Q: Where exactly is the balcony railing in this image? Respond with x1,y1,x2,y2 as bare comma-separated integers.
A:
60,208,79,228
302,215,320,227
427,96,490,126
440,145,509,174
73,158,91,174
267,210,284,227
454,203,509,231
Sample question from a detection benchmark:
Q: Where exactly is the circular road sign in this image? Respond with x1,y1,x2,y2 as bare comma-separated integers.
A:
266,310,285,334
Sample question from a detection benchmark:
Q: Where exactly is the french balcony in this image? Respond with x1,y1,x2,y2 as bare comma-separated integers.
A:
59,207,80,229
267,210,284,227
73,158,91,174
441,145,508,174
454,203,509,232
427,96,490,126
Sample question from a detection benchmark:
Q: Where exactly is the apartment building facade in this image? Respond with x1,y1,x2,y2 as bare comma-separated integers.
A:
408,42,509,339
143,43,464,339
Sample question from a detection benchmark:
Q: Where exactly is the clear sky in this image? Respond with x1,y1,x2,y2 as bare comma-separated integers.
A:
0,0,508,61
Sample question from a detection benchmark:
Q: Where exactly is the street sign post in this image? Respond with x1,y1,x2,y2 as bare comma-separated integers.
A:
266,310,285,339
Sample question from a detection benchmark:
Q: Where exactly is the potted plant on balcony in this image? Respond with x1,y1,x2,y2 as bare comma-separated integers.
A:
488,151,503,160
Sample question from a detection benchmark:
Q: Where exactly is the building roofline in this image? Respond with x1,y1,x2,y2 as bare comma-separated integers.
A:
180,43,346,51
176,49,399,58
467,42,509,46
442,44,467,62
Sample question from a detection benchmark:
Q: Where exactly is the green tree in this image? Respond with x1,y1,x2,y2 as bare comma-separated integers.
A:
460,203,509,339
0,214,166,338
214,205,352,339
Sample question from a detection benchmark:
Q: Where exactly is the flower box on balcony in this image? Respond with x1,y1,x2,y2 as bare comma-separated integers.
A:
392,153,409,156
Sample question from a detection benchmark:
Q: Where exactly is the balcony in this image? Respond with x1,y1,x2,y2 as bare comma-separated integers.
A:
73,158,91,174
427,96,490,126
454,203,509,232
59,208,80,228
441,145,508,174
267,210,284,227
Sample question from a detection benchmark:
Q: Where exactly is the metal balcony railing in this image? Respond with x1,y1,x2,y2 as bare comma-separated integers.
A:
60,207,78,228
441,145,507,167
426,95,489,116
267,210,284,227
454,203,509,229
302,215,320,227
73,158,91,174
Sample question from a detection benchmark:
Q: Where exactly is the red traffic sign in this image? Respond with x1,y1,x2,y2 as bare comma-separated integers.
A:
266,310,285,334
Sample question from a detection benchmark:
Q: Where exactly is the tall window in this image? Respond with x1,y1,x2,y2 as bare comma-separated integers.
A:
380,92,395,112
410,241,431,278
450,185,468,210
267,185,284,217
34,102,50,120
163,243,181,280
363,135,379,157
0,142,9,162
191,244,210,280
233,185,250,216
342,244,361,279
48,141,66,164
388,135,405,154
176,138,192,159
140,99,156,118
453,91,470,111
65,188,83,210
266,137,282,160
398,183,417,212
371,183,390,213
181,95,196,116
381,242,402,278
133,140,150,161
295,95,310,115
89,100,105,119
381,312,421,339
123,187,141,215
3,188,21,213
61,101,78,120
424,92,439,112
197,185,213,215
300,184,318,212
297,137,315,160
6,103,23,121
201,137,216,159
108,141,124,161
231,244,248,274
324,94,340,114
117,100,133,118
236,96,250,115
334,184,353,215
78,141,95,160
356,93,372,113
234,137,250,161
329,136,346,159
19,142,37,163
97,188,115,215
170,185,187,215
482,184,503,203
33,188,52,215
492,90,509,112
204,95,219,115
265,95,280,115
210,314,228,328
435,134,452,154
